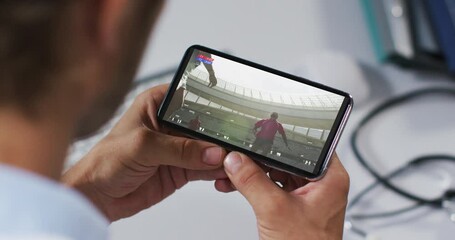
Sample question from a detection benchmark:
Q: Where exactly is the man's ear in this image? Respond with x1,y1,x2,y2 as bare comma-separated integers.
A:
79,0,130,54
98,0,130,53
62,0,132,110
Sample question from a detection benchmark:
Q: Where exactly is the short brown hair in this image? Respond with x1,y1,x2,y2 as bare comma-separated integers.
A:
0,1,71,110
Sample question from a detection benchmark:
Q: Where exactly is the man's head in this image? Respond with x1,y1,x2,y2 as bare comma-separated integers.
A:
270,112,278,120
0,0,164,138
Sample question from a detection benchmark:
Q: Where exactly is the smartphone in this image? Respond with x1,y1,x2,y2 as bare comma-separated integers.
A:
157,45,353,180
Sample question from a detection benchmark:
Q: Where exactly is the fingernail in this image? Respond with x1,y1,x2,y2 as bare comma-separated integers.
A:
224,152,243,174
203,147,223,166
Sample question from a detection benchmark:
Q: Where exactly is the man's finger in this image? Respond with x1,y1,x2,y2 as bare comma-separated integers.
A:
186,168,228,181
223,152,286,213
214,178,236,193
292,153,349,201
128,128,226,170
110,84,169,134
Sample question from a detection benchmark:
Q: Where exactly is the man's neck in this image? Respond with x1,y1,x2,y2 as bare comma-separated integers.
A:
0,108,72,180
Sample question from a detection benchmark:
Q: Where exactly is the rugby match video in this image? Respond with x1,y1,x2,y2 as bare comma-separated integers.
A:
162,48,346,173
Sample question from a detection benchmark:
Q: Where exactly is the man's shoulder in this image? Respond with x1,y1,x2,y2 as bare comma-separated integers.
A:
0,165,109,240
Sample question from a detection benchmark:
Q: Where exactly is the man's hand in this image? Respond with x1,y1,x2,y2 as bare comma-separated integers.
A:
217,152,349,240
62,84,228,222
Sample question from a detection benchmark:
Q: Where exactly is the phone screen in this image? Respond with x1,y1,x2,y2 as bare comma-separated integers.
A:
159,46,352,178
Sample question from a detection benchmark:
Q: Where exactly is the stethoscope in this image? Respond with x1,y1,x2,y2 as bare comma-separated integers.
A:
346,88,455,238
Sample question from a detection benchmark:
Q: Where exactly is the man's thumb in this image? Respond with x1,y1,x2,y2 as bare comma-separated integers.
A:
224,152,283,210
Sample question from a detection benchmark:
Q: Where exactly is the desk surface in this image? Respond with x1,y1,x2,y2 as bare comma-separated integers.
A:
69,1,455,239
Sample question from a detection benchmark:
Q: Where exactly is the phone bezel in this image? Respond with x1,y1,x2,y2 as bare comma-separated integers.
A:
157,45,353,180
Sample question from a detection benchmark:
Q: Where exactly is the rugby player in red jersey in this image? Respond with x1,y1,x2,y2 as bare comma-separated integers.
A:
251,112,290,154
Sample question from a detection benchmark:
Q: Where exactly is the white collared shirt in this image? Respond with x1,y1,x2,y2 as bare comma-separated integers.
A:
0,164,109,240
